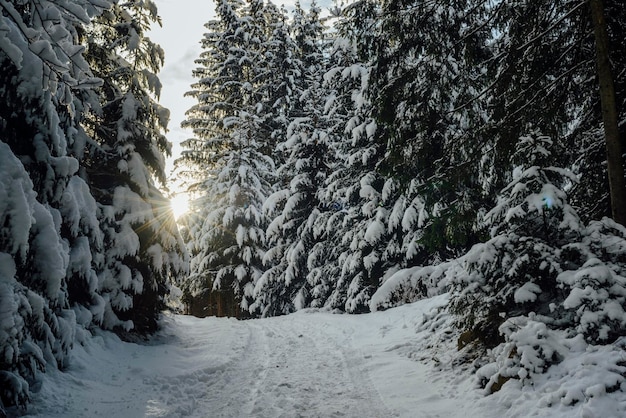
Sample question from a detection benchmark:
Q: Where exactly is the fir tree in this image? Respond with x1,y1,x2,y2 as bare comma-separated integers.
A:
179,0,275,317
252,1,330,315
449,134,626,393
81,0,187,334
449,134,582,347
369,0,489,261
478,0,625,225
0,0,111,408
315,0,395,313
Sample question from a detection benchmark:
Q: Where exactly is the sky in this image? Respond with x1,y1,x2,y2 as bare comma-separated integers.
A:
148,0,333,178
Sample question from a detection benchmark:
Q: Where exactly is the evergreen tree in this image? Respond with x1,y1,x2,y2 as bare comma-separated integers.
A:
449,134,582,347
0,0,185,409
81,0,187,334
589,0,625,223
478,1,584,187
0,0,111,408
369,0,489,261
179,0,275,317
252,1,329,315
257,2,295,161
449,134,626,392
314,0,400,313
478,0,625,225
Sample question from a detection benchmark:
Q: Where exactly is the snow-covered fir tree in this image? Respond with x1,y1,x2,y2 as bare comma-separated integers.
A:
255,1,293,159
252,1,329,316
448,134,582,347
179,0,276,317
308,0,397,313
0,0,112,409
564,1,625,223
0,0,184,410
474,0,626,224
81,0,187,335
449,133,626,395
372,0,490,261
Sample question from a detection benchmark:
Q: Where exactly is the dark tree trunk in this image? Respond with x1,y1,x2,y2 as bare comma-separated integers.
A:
590,0,626,224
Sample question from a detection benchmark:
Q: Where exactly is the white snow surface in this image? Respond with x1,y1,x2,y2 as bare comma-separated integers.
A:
22,295,623,418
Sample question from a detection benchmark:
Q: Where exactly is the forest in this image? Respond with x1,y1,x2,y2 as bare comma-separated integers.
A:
1,0,626,414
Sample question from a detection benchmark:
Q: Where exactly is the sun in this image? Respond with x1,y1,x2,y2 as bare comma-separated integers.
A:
169,192,190,221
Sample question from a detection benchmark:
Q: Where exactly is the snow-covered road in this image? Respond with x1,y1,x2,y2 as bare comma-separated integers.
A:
23,295,505,418
146,315,393,417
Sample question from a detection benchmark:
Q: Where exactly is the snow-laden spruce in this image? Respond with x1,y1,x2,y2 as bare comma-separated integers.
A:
179,0,278,316
81,1,187,334
448,134,626,397
0,0,113,408
0,0,186,411
254,1,329,316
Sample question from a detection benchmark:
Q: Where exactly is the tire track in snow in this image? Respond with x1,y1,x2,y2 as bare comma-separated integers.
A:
237,316,393,418
144,317,254,417
150,314,393,418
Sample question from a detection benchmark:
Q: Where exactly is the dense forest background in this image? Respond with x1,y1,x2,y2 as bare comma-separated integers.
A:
178,0,626,327
1,0,626,413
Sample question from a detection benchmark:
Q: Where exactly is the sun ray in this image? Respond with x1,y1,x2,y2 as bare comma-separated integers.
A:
170,192,190,221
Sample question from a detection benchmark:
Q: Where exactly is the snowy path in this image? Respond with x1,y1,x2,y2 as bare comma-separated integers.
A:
148,317,391,418
24,295,505,418
208,319,391,418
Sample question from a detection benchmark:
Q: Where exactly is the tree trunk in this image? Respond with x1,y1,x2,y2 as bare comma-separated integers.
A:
590,0,626,224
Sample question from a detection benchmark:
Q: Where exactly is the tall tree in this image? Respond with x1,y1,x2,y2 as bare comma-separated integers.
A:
293,6,387,316
589,0,626,224
179,0,275,317
253,1,330,315
369,0,490,261
480,0,626,227
0,0,112,409
81,0,187,334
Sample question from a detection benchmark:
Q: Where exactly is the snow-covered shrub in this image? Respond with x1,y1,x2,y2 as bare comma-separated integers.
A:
0,258,33,411
461,214,626,401
369,263,450,312
476,315,572,393
477,314,626,413
557,218,626,343
449,134,580,347
449,134,626,405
